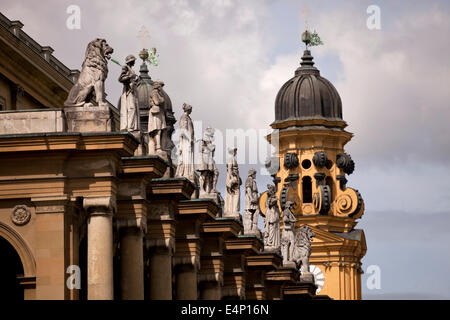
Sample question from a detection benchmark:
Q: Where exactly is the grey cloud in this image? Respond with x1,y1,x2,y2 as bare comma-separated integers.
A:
360,210,450,299
315,3,450,165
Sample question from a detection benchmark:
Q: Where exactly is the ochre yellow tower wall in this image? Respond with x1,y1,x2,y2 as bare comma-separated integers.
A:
261,118,366,300
260,42,367,299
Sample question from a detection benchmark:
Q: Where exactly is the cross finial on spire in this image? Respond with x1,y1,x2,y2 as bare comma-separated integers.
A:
137,26,150,50
300,4,310,31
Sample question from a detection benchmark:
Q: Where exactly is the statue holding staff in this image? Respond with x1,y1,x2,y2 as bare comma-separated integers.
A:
118,54,139,132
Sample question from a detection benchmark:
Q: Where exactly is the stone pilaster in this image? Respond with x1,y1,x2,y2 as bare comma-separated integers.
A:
246,252,282,300
174,199,219,300
118,155,169,300
199,217,242,300
222,236,263,300
32,197,73,300
146,178,195,300
83,196,115,300
265,267,300,300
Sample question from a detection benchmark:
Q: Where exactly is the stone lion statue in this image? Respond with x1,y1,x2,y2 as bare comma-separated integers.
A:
292,225,315,273
64,38,114,107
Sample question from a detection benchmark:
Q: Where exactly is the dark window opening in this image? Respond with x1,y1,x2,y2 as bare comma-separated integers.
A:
302,176,312,203
302,159,312,169
0,236,24,300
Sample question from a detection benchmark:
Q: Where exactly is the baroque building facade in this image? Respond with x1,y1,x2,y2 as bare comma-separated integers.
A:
0,12,365,300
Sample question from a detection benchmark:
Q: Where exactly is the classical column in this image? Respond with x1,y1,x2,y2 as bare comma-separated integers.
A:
173,222,201,300
146,198,176,300
199,281,222,300
174,263,199,300
145,179,196,300
83,197,115,300
117,218,146,300
149,247,173,300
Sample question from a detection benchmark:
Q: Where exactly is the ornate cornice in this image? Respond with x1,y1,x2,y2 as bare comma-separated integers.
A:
201,218,242,238
121,156,168,179
246,252,282,270
148,178,195,200
177,199,220,220
0,132,138,157
224,236,263,253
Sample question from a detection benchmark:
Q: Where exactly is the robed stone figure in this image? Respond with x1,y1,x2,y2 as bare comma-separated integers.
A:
281,201,296,264
243,168,260,235
197,127,218,196
224,148,241,218
264,184,280,251
148,80,167,153
119,55,139,132
175,103,195,182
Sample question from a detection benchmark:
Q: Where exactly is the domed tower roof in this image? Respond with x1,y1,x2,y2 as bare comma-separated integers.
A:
274,50,342,124
135,54,175,132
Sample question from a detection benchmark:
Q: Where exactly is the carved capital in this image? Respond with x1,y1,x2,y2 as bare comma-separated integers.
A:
173,255,200,270
83,196,116,216
198,272,224,286
115,216,147,234
145,237,175,255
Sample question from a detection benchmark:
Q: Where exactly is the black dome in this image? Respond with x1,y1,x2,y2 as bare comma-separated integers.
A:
275,50,342,122
136,62,175,131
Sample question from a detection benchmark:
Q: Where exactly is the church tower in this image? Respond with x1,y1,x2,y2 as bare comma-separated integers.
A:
265,31,366,300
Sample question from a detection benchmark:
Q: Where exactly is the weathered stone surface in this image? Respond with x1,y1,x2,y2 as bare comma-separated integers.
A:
223,148,241,218
65,105,115,132
64,38,113,108
243,168,260,236
0,109,65,134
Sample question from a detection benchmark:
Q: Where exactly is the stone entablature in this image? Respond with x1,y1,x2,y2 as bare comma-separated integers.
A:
0,109,66,134
0,130,322,300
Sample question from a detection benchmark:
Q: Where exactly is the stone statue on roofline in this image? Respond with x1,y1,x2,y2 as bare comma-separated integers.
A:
196,127,220,202
243,168,261,237
281,200,297,267
292,225,316,282
175,103,196,185
223,147,241,218
264,184,280,252
64,38,114,108
148,80,167,155
118,54,140,132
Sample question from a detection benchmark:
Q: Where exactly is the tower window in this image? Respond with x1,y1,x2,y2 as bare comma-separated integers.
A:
302,159,311,169
302,176,312,203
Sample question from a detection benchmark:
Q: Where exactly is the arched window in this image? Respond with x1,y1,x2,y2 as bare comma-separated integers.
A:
302,176,312,203
0,236,24,299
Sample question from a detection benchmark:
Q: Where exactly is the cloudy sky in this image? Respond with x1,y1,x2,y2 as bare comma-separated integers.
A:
1,0,449,299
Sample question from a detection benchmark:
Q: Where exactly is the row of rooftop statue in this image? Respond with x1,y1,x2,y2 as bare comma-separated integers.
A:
63,39,315,274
